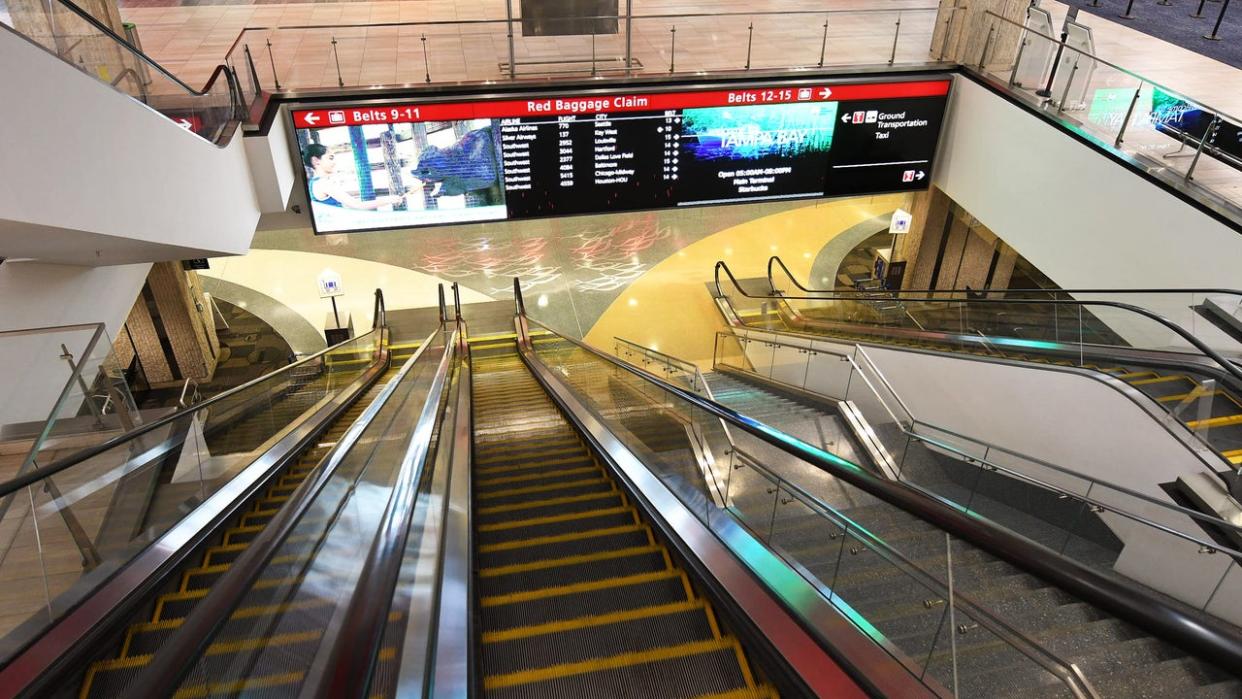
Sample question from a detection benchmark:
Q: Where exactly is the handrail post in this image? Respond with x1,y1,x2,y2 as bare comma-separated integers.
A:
265,38,281,90
505,0,517,78
668,25,676,73
331,36,344,88
1114,82,1143,148
624,0,634,75
1185,114,1219,182
818,17,828,67
1035,26,1069,98
977,24,995,70
744,21,753,70
422,34,431,83
888,12,901,65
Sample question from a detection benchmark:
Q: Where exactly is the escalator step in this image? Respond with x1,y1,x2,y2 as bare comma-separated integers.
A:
482,639,753,699
480,603,716,677
475,478,614,508
478,547,669,598
480,571,692,633
203,544,249,567
475,465,602,492
122,619,181,658
475,454,596,475
477,526,652,569
477,508,638,546
475,492,626,526
182,564,229,591
475,442,585,465
223,525,264,546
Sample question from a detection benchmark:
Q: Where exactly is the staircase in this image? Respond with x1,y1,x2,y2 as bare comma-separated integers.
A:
77,342,417,697
470,339,776,698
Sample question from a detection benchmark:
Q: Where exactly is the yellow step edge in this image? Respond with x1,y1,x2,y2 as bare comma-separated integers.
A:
475,477,608,501
692,686,780,699
1158,389,1226,403
477,506,637,533
475,438,583,455
478,524,649,554
1186,413,1242,429
481,638,738,690
482,599,706,644
476,465,601,488
475,452,593,473
477,490,620,516
480,569,690,608
172,671,305,699
120,618,182,658
1130,375,1193,386
477,544,664,578
181,563,230,591
1117,371,1159,380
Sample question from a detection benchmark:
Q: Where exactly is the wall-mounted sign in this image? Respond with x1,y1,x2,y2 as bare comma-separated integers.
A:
889,208,913,234
291,77,951,234
182,258,210,270
317,269,344,298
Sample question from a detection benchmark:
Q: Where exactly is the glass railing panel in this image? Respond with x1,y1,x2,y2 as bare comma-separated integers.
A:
0,329,381,664
529,328,1079,695
1,0,236,142
168,331,447,697
0,407,206,656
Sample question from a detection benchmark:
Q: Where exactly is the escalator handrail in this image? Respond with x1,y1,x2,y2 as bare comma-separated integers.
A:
128,321,446,697
531,316,1094,698
717,260,1242,388
767,255,1242,299
726,445,1098,698
719,327,1242,545
517,308,1242,673
310,321,460,698
0,288,388,500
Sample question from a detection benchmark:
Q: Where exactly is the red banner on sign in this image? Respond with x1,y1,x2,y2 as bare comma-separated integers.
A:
291,80,950,129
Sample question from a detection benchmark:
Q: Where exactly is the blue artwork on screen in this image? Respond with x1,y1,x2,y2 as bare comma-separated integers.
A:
679,103,839,161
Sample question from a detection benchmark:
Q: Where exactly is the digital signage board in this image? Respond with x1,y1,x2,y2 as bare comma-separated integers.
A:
291,78,951,234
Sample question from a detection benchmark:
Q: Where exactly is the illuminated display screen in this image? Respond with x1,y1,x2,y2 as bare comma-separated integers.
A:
291,78,951,234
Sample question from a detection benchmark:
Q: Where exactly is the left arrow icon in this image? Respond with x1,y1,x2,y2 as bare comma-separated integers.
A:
305,113,320,125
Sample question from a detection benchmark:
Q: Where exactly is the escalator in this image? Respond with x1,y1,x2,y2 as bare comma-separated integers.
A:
77,343,418,697
469,339,776,698
722,259,1242,472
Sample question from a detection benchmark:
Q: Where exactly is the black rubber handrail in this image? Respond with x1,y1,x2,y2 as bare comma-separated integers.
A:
767,255,1242,298
518,293,1242,675
0,288,387,500
128,321,448,697
717,260,1242,387
312,322,459,698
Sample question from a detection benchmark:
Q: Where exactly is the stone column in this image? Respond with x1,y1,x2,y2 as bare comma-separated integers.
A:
894,187,954,291
933,0,1029,69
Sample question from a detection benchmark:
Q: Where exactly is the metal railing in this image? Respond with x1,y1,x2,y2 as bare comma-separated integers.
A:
963,6,1242,217
514,287,1242,682
518,283,1100,697
1,0,242,143
0,289,388,673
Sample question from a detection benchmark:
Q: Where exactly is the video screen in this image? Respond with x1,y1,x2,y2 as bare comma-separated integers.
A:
293,78,950,234
297,119,508,233
676,102,839,205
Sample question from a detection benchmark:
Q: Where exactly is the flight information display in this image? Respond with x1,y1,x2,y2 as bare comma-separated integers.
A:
291,78,950,234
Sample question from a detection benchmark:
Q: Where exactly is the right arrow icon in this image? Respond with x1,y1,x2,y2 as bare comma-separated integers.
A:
916,171,926,180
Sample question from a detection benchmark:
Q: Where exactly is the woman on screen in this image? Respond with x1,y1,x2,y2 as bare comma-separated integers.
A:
303,144,405,210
